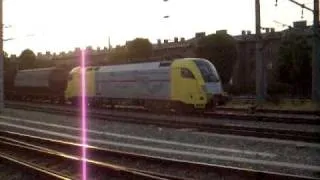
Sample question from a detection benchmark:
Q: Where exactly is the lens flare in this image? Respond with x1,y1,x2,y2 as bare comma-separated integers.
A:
81,49,87,180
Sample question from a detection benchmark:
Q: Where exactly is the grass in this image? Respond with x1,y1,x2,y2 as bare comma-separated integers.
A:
222,99,319,112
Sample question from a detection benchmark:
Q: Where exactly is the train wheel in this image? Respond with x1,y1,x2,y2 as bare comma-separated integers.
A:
173,102,196,115
144,101,159,113
109,103,115,109
90,99,101,108
58,97,65,105
146,101,170,114
71,99,79,106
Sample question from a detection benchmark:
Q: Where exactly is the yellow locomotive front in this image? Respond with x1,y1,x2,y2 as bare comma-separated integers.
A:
170,58,224,110
65,66,96,105
193,59,226,108
64,58,225,111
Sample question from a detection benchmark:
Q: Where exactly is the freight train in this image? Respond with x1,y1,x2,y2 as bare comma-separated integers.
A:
4,58,229,112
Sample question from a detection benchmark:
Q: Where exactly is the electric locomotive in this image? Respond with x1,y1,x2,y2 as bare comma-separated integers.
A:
65,58,225,111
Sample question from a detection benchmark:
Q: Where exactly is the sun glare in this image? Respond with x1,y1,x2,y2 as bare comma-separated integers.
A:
81,49,87,180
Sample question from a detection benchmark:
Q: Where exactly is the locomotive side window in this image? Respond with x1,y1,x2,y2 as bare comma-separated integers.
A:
181,68,195,79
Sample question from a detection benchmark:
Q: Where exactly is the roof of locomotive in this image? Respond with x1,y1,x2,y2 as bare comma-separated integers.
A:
69,58,208,74
69,61,171,74
97,62,167,72
97,58,203,73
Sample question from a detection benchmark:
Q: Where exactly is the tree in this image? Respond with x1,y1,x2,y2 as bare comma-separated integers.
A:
277,31,311,97
126,38,153,61
34,59,54,68
107,45,128,65
3,51,8,58
195,33,237,84
19,49,36,70
3,51,10,71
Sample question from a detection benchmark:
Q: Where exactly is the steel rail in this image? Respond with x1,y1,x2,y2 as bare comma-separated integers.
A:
6,100,320,124
0,153,71,180
4,101,320,143
0,130,318,180
0,135,170,180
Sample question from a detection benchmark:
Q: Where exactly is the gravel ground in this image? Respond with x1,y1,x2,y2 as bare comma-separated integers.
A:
7,101,320,132
0,160,41,180
1,108,320,178
89,107,320,133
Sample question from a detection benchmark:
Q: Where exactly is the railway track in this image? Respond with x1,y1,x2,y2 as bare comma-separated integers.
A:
4,101,320,143
217,106,319,116
6,100,320,124
221,96,319,116
0,131,175,180
0,130,317,180
0,153,70,180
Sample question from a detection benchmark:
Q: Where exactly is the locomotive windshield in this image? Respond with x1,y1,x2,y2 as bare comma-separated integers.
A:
194,59,220,82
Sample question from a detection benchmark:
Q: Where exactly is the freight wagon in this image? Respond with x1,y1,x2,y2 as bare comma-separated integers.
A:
5,67,69,103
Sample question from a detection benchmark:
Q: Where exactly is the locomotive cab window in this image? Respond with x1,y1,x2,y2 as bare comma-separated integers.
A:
181,68,195,79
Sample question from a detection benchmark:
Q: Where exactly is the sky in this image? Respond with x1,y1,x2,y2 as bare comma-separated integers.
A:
3,0,315,56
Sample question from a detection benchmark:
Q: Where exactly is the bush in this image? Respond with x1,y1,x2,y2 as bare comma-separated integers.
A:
267,82,291,96
224,84,255,95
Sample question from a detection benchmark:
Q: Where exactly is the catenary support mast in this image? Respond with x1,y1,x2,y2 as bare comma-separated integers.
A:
255,0,266,103
0,0,4,113
312,0,320,105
